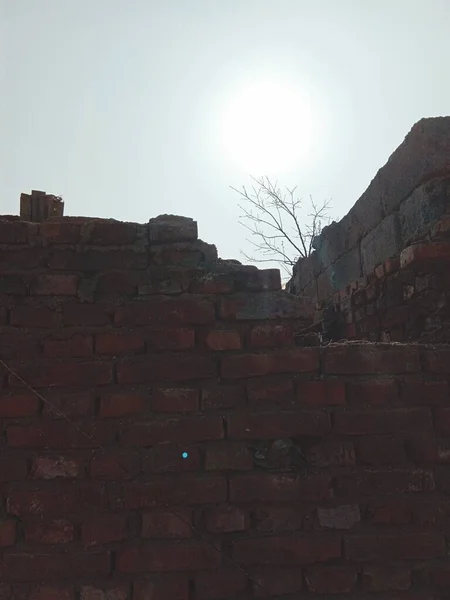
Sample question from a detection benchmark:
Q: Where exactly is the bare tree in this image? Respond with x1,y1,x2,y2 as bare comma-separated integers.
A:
231,176,332,275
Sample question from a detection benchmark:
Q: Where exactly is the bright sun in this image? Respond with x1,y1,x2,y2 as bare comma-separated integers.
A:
220,78,316,173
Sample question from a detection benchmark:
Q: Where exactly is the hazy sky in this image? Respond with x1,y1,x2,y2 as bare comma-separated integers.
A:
2,0,450,263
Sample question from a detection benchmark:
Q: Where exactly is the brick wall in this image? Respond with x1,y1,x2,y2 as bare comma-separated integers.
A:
288,117,450,306
1,213,450,598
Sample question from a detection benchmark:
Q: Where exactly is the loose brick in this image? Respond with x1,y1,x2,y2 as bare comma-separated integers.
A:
334,407,431,434
118,355,216,383
344,533,445,561
0,520,16,547
296,380,346,406
23,518,74,544
96,332,144,355
115,296,215,326
205,329,241,350
121,415,223,446
323,344,420,374
100,393,145,417
195,568,248,600
12,361,112,387
230,473,333,502
232,534,341,565
362,565,411,591
31,274,78,295
116,541,220,572
152,387,199,412
31,456,83,479
43,334,93,358
141,509,192,538
63,303,110,326
221,348,318,378
82,514,127,547
305,565,357,593
205,441,253,471
123,476,227,509
204,505,249,532
227,410,330,439
0,394,39,417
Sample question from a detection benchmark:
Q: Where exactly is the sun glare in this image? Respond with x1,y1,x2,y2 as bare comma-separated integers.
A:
220,78,316,173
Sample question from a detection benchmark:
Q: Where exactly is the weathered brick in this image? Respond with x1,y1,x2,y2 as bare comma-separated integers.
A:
0,457,28,482
356,435,407,465
247,378,295,407
0,394,39,417
31,274,78,295
31,456,83,479
204,505,249,533
201,385,246,409
227,410,330,439
7,483,107,516
232,534,341,564
90,453,141,480
152,387,199,412
12,361,112,387
43,334,93,358
43,392,94,418
95,332,144,355
100,393,145,417
253,506,304,533
40,220,82,244
221,348,318,378
0,220,31,243
205,441,253,471
317,504,361,530
96,271,138,295
133,579,188,600
48,248,147,271
0,273,28,295
305,565,357,594
336,469,434,496
63,303,111,326
23,518,74,544
334,407,431,434
219,292,313,321
297,380,345,406
195,568,247,600
82,514,127,547
141,509,192,538
362,565,411,591
146,444,201,474
0,520,16,547
80,584,129,600
8,421,115,448
86,220,137,245
251,567,303,597
230,474,333,502
10,306,55,328
147,329,195,351
344,533,445,561
115,296,214,325
116,541,220,572
117,355,216,383
149,215,197,243
347,378,398,404
424,348,450,373
249,323,293,347
324,344,420,374
205,329,241,350
121,415,223,446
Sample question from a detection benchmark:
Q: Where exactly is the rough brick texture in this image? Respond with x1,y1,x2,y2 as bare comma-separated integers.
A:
1,210,450,598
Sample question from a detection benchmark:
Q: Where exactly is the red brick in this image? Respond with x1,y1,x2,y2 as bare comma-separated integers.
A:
12,361,112,387
205,441,253,471
362,565,411,591
195,568,248,600
7,483,107,516
0,457,28,482
80,584,129,600
205,329,241,350
201,385,246,409
43,392,94,418
323,344,420,374
297,380,345,406
117,541,220,573
95,332,144,355
434,407,450,432
204,505,249,532
305,565,357,593
402,379,449,405
368,500,411,524
0,332,39,358
344,533,445,561
63,303,110,326
31,456,83,479
141,510,192,538
100,393,145,417
29,585,74,600
227,410,330,439
336,469,434,495
48,248,147,271
234,268,281,292
10,306,55,328
230,473,332,502
0,307,7,324
246,378,295,407
152,387,199,412
0,550,111,581
422,566,450,589
90,453,141,480
249,323,293,348
147,328,195,351
317,504,361,530
0,220,30,243
356,435,407,465
0,248,43,270
43,334,93,358
40,220,82,244
347,378,398,405
87,220,137,245
23,518,74,544
121,415,223,446
31,274,78,295
123,476,227,509
0,394,39,417
8,421,115,448
0,520,16,547
117,355,216,383
253,507,303,533
115,296,215,326
147,444,201,474
424,348,450,373
232,534,341,565
221,348,318,378
400,241,450,267
97,271,138,295
0,273,28,295
190,272,234,294
82,514,127,547
133,579,188,600
251,567,303,597
334,407,431,434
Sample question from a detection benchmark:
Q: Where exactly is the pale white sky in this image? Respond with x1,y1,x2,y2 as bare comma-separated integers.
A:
1,0,449,262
